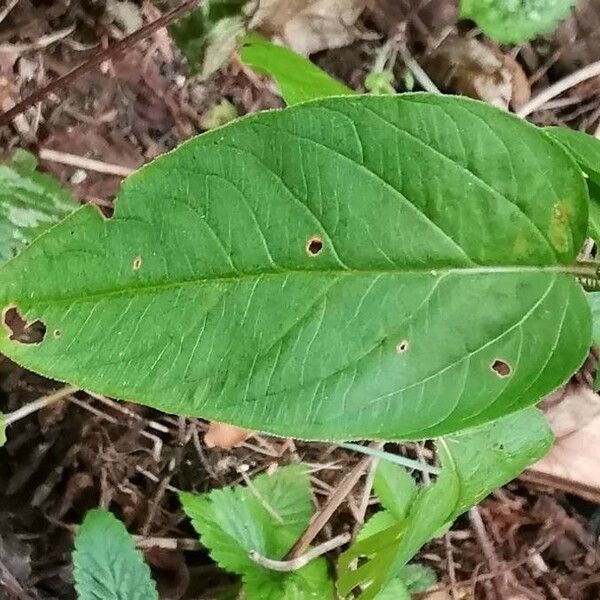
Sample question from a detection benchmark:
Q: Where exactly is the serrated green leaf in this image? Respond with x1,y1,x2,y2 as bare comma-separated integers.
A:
180,465,332,599
339,408,552,599
0,412,6,447
73,509,158,600
180,465,312,573
170,0,248,78
545,127,600,244
240,33,353,105
0,149,77,265
0,95,590,441
460,0,575,43
373,461,417,520
243,557,333,600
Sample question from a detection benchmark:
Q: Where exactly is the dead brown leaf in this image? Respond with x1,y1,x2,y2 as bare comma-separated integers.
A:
425,36,531,109
250,0,368,55
204,421,253,449
525,382,600,503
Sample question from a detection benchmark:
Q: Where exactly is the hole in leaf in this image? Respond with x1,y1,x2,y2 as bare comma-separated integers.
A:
133,256,142,270
3,306,46,344
306,236,323,256
396,340,409,353
491,359,511,378
53,329,62,338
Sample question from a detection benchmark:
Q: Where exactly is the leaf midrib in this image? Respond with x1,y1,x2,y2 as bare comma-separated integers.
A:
6,263,569,308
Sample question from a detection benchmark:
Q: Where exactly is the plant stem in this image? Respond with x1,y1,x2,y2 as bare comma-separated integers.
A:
4,385,77,426
339,442,441,475
568,261,600,278
251,532,351,572
0,0,201,128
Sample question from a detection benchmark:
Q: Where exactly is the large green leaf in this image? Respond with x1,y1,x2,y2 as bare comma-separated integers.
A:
240,34,353,105
73,509,158,600
338,408,552,599
0,149,77,265
460,0,575,44
545,128,600,186
180,465,333,599
587,292,600,389
0,95,590,441
587,292,600,346
545,127,600,245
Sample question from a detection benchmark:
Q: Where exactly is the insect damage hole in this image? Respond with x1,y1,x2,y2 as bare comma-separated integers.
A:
133,256,142,270
396,340,409,353
491,359,511,378
306,236,324,257
2,306,46,344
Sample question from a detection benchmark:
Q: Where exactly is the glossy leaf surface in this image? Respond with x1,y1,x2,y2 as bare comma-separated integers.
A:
0,95,590,441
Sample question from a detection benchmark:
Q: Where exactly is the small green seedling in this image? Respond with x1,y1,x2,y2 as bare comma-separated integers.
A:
180,464,333,599
73,509,158,600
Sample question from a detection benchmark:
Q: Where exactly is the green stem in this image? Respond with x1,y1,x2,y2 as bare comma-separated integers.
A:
567,260,600,278
339,442,441,475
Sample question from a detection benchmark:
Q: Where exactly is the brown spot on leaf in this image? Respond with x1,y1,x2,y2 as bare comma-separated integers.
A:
306,236,324,256
396,340,409,353
3,306,46,344
491,359,511,378
133,256,142,270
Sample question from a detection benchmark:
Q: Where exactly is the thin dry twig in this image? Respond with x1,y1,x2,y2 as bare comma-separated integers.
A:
445,533,459,600
0,25,76,54
286,456,372,559
133,535,202,551
250,532,351,572
4,386,77,427
517,59,600,118
0,0,201,128
240,470,284,524
469,506,507,600
398,44,441,95
0,0,19,26
38,149,135,177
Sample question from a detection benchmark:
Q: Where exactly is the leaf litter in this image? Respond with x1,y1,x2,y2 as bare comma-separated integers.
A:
0,0,600,598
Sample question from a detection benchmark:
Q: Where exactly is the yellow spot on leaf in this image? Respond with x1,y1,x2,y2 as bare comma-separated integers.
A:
548,201,574,254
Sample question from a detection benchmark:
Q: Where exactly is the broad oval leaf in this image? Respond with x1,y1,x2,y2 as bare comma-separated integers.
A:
0,95,590,440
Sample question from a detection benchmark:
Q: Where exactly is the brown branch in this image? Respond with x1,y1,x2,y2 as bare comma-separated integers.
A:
0,0,200,129
285,456,372,559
